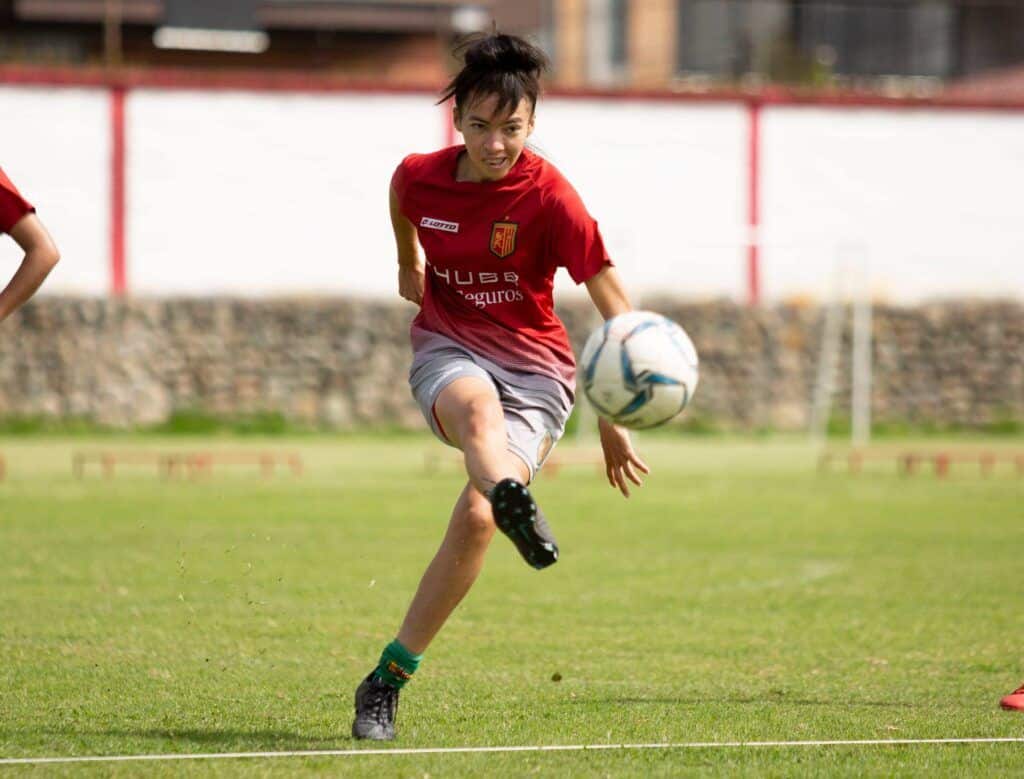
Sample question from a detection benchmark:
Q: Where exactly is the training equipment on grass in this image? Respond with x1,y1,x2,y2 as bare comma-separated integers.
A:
72,449,303,479
1000,683,1024,711
818,448,1024,478
580,311,699,429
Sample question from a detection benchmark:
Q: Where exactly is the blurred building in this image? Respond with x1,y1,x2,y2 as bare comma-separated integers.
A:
1,0,1024,92
550,0,1024,91
0,0,536,82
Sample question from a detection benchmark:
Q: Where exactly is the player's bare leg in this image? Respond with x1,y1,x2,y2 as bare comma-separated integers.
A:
394,377,557,661
433,377,558,569
396,481,505,654
353,378,553,741
432,376,526,497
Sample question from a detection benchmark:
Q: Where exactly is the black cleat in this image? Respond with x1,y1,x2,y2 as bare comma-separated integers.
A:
490,478,559,570
351,671,399,741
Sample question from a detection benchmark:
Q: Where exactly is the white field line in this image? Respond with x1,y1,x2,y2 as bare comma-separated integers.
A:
1,738,1023,766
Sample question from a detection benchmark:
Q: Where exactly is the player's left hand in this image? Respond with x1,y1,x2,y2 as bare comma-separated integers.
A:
597,416,650,498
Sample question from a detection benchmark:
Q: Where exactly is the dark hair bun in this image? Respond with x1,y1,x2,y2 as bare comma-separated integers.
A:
440,33,548,113
463,34,547,75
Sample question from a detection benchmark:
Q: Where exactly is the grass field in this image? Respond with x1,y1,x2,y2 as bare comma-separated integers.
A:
2,434,1023,776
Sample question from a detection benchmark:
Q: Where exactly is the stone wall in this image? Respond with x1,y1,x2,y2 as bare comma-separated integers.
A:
1,297,1021,431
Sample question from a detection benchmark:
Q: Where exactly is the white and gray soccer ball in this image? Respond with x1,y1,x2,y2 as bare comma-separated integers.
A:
580,311,699,430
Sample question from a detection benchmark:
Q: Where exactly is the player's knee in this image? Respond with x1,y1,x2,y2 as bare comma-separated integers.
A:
455,502,496,542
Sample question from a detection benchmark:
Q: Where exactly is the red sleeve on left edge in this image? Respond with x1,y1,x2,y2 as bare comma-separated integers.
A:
0,169,35,234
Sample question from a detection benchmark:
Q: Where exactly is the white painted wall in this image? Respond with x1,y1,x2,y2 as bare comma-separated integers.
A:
127,90,444,296
535,100,747,300
761,107,1024,301
2,83,1022,302
0,86,110,294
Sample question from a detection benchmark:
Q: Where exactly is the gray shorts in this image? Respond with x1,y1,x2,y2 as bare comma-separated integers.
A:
409,339,572,483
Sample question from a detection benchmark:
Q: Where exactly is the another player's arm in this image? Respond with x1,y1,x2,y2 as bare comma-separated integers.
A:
0,213,59,323
584,265,650,498
390,185,424,306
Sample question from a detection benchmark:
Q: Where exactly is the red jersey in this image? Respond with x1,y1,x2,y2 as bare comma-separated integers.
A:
392,146,611,394
0,168,34,234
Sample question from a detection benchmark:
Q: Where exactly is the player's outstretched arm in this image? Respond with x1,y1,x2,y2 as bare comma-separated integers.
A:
390,185,424,306
0,213,59,323
584,265,650,497
584,265,631,320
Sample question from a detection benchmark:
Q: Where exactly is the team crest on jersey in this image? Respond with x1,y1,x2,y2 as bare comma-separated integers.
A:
489,221,518,259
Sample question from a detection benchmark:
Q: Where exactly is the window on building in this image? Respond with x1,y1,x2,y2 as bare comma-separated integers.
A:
610,0,628,70
793,0,954,78
537,0,557,72
587,0,629,84
676,0,753,76
676,0,955,80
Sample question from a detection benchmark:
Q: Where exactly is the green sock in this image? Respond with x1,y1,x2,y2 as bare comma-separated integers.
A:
374,639,423,689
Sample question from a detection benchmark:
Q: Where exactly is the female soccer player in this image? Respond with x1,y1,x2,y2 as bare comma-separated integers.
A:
352,33,648,740
0,167,59,322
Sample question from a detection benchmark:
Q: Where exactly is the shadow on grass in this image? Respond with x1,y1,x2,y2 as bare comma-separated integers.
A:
1,727,349,748
111,728,345,746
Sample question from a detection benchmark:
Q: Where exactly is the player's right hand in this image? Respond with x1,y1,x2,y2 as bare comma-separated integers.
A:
597,416,650,498
398,264,425,306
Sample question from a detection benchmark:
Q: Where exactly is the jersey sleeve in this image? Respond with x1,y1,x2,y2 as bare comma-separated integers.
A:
389,154,418,216
545,180,612,285
0,168,35,235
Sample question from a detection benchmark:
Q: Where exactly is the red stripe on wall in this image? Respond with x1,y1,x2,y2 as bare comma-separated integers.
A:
5,66,1024,112
746,102,761,307
110,86,126,296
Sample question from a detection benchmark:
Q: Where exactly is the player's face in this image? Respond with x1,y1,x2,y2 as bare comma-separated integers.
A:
454,93,535,182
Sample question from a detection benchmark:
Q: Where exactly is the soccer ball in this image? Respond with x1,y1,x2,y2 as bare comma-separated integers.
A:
579,311,699,429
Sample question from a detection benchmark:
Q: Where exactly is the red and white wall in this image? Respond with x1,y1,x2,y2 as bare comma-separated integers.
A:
2,71,1023,303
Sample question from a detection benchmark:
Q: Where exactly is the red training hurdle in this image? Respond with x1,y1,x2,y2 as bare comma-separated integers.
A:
73,450,303,479
819,449,1024,478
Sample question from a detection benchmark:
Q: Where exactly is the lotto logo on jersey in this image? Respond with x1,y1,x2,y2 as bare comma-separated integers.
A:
420,216,459,233
489,221,518,259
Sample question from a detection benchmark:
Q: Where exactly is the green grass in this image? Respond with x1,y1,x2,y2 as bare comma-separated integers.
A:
1,435,1023,776
3,409,1023,438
